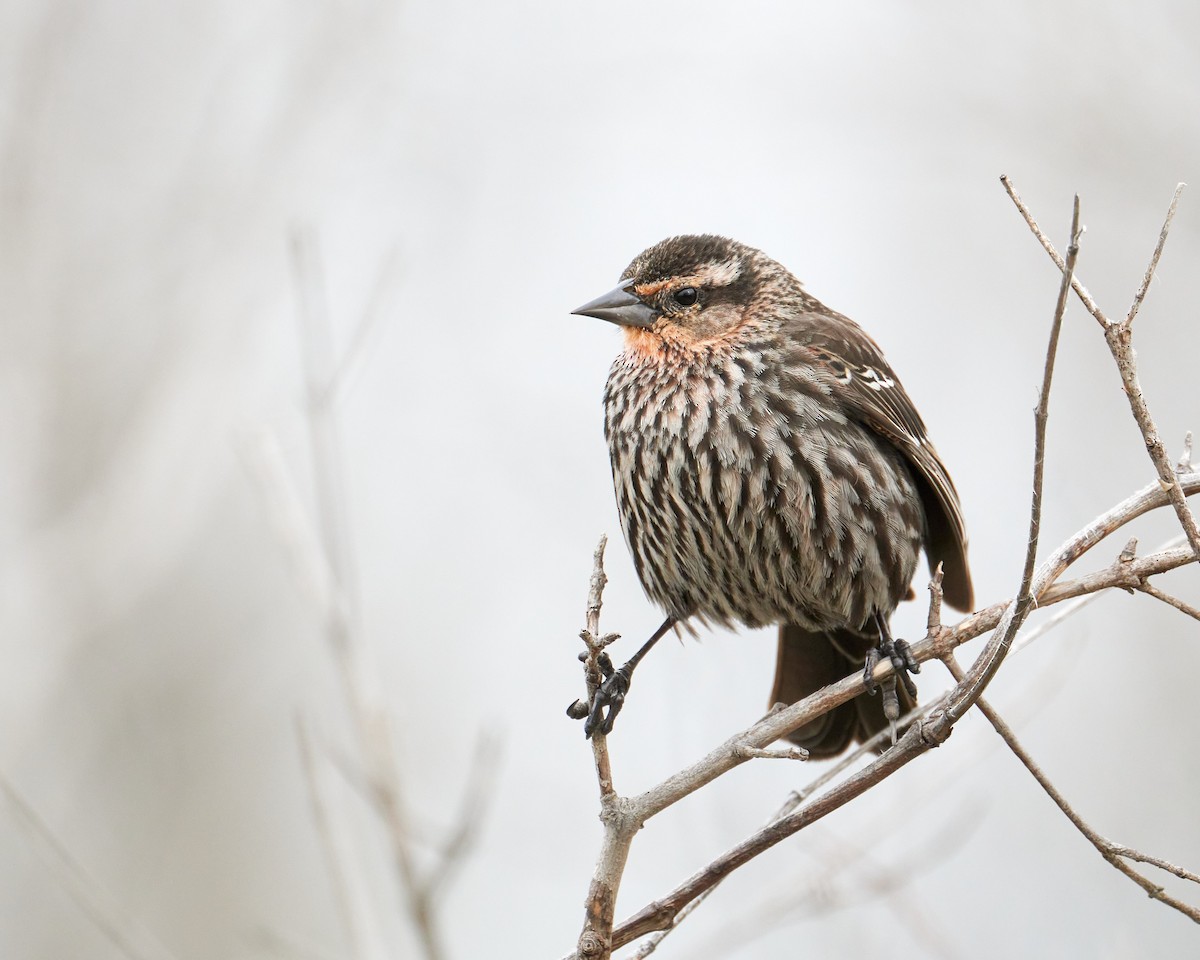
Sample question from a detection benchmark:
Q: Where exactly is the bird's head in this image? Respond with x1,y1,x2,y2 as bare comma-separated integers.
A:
573,235,785,350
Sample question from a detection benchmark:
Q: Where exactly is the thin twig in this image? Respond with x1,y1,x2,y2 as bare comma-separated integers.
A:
0,776,180,960
940,654,1200,924
1136,580,1200,622
289,229,449,960
295,718,374,960
1126,183,1185,327
318,243,403,408
692,819,976,960
631,884,711,958
422,732,502,901
1000,176,1107,326
941,194,1081,723
250,927,349,960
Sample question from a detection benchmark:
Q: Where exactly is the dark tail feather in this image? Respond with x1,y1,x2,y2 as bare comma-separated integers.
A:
769,624,914,759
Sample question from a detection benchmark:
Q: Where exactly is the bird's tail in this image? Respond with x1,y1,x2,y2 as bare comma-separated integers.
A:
769,623,914,759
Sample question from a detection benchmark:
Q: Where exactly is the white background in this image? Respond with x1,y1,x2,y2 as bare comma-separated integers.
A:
3,2,1200,957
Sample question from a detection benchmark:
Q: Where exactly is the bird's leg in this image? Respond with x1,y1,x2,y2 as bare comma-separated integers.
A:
863,611,919,699
583,616,677,739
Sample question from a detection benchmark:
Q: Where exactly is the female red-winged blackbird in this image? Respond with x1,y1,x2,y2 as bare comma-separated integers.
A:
572,235,973,757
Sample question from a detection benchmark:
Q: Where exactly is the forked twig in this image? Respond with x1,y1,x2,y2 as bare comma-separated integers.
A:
1001,179,1200,562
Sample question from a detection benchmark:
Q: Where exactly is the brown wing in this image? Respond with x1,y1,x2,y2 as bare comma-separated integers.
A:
793,308,974,612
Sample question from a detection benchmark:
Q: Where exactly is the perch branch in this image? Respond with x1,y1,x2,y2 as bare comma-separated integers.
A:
621,560,1113,956
574,536,639,960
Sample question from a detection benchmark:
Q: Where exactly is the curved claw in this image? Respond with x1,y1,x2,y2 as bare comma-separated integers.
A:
864,637,920,698
863,646,882,694
584,666,632,738
890,639,920,698
565,699,590,720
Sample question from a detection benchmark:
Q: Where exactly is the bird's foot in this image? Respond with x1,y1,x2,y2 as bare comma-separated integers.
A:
565,651,614,720
863,637,919,699
568,615,676,738
583,664,633,738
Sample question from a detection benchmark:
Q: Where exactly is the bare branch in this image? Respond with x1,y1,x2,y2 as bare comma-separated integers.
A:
940,654,1200,924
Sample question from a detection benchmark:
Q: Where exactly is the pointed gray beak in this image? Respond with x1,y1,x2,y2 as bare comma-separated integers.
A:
572,280,658,329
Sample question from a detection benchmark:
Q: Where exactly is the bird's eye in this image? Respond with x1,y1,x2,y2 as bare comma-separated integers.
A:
673,287,699,307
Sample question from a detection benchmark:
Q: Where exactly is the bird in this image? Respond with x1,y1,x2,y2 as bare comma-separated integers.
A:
570,234,973,758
